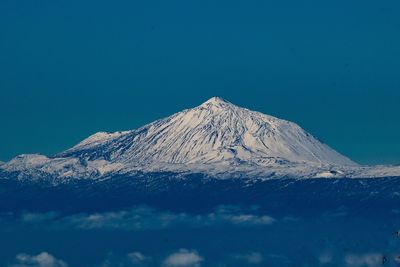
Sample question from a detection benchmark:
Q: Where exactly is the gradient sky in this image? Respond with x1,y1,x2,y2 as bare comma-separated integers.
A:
0,0,399,165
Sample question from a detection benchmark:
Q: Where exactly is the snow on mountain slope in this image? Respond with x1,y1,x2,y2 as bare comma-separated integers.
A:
1,154,125,180
4,97,400,181
59,97,356,167
72,131,129,150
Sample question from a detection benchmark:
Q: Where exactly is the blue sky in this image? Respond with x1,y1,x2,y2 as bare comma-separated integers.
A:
0,0,399,164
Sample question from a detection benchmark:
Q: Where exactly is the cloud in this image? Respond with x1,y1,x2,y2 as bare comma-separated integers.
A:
344,253,382,267
205,205,275,226
59,207,189,230
16,206,275,231
127,252,148,264
225,214,274,225
233,252,263,264
10,252,68,267
162,249,203,267
100,251,150,267
21,212,58,223
318,252,333,265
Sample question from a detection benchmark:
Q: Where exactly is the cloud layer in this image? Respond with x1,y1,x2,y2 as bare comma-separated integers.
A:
10,252,68,267
17,205,275,231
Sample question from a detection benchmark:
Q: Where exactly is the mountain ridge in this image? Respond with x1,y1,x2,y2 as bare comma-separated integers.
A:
2,97,400,181
58,97,356,167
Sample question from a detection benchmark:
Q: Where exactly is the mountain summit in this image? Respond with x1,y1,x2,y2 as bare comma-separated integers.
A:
59,97,356,167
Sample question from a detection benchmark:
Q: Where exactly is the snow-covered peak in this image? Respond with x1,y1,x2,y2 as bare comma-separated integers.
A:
59,97,357,167
200,96,232,107
197,97,236,114
4,97,400,180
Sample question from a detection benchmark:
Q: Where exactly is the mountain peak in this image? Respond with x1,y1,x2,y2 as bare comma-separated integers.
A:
60,97,357,167
201,97,232,108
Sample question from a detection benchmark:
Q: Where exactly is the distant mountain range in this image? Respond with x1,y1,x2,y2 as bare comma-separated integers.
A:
1,97,400,182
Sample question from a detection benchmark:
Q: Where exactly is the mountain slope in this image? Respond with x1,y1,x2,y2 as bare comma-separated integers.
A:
58,97,356,167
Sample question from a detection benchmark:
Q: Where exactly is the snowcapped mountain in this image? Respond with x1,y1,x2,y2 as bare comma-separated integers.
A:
58,97,355,167
1,97,400,181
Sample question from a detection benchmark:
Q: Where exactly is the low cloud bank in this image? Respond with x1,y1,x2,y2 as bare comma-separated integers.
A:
10,252,68,267
16,205,275,231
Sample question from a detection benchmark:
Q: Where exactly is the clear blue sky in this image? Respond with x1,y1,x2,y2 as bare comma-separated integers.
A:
0,0,399,165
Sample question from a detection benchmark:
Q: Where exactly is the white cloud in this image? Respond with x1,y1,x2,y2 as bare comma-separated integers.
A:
10,252,68,267
344,253,382,267
233,252,263,264
162,249,203,267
